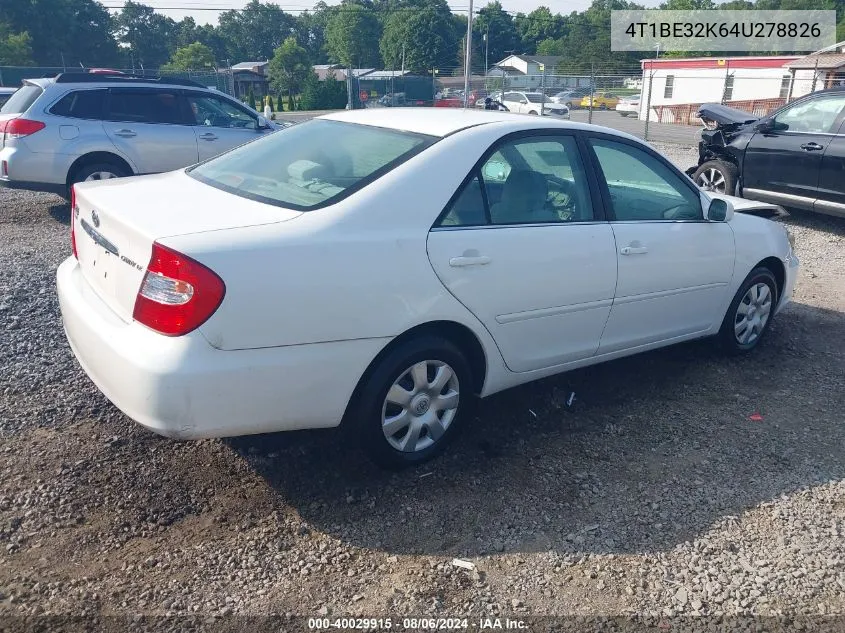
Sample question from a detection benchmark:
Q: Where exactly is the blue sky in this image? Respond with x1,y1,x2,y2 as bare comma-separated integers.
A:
103,0,616,25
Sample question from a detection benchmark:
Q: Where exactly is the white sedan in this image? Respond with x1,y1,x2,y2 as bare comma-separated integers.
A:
57,109,798,468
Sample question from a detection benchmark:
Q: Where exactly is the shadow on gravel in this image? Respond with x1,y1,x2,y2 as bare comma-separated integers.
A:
49,200,70,225
234,300,845,559
781,208,845,235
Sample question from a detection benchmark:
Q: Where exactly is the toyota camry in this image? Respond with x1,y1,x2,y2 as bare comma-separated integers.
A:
57,109,799,467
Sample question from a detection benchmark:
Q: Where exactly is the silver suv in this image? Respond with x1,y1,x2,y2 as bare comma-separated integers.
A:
0,73,280,197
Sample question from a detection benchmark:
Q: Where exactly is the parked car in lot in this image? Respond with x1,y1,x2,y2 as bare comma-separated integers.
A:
688,89,845,218
0,87,17,108
58,109,798,467
580,92,619,110
615,94,641,117
549,88,592,109
501,91,569,118
0,73,280,197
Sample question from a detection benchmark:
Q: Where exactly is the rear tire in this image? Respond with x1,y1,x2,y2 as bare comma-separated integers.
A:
350,336,474,469
70,162,130,187
717,267,778,355
692,160,737,195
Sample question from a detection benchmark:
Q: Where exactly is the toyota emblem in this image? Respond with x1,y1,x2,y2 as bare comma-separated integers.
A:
91,210,100,228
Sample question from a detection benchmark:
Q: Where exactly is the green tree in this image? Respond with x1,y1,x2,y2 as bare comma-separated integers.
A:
380,0,458,73
114,0,178,68
268,36,311,108
0,23,33,66
515,7,564,54
326,2,382,68
247,86,256,110
267,95,275,111
474,1,519,63
0,0,119,66
535,37,565,57
217,0,297,62
161,41,216,71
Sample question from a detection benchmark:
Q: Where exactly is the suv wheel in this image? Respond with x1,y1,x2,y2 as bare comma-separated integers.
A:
693,160,737,195
72,162,130,186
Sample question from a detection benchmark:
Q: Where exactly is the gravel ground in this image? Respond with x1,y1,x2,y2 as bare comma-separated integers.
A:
1,145,844,630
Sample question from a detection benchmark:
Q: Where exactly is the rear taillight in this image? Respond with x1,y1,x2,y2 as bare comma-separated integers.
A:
70,185,78,259
0,118,46,140
133,242,225,336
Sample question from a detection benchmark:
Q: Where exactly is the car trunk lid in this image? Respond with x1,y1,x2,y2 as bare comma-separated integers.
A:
72,170,301,323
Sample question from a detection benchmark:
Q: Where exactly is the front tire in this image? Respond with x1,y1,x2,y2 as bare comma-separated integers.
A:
693,160,737,195
350,337,474,469
71,162,130,187
718,267,778,354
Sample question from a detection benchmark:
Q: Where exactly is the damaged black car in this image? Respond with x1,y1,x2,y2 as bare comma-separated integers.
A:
686,88,845,219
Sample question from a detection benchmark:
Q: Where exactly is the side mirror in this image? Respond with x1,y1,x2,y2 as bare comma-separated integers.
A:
520,99,528,104
754,119,774,133
706,197,734,222
256,115,270,130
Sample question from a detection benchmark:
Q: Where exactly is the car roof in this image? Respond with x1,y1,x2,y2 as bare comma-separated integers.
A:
319,107,644,141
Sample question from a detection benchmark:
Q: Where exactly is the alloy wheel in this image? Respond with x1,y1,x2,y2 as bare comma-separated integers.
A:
734,282,772,345
84,171,118,181
381,360,460,453
696,168,726,193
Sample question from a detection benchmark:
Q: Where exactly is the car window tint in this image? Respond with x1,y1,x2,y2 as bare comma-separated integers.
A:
439,135,593,227
773,95,845,133
439,175,486,226
106,90,186,124
189,119,433,210
590,138,702,221
51,90,106,119
186,93,256,129
0,85,42,114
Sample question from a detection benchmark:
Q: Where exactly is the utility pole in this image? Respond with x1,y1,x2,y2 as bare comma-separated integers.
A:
61,53,67,72
540,63,546,116
463,0,474,108
432,68,439,102
484,27,489,94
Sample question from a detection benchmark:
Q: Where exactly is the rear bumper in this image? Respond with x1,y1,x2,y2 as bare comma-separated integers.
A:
57,257,389,439
0,145,69,195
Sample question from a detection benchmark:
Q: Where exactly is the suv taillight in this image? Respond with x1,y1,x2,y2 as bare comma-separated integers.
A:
70,185,78,259
133,242,225,336
0,118,46,140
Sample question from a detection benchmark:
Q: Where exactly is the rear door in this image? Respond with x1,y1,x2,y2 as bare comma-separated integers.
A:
102,87,198,174
743,93,845,207
184,91,265,161
427,131,617,373
814,116,845,217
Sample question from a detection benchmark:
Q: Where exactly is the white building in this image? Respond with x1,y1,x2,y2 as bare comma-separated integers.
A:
491,55,587,90
637,56,820,123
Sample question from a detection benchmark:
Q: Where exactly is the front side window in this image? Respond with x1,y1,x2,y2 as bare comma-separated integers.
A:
438,135,593,227
106,89,187,125
773,94,845,133
186,93,257,129
590,138,702,221
50,90,107,119
189,119,434,210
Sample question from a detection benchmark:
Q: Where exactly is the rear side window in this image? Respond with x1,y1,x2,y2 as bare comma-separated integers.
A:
50,90,107,119
105,89,187,125
0,85,43,114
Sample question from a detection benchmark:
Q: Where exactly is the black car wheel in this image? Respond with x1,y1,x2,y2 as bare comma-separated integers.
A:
693,160,738,195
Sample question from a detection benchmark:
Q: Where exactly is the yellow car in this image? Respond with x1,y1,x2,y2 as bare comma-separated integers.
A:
580,92,619,110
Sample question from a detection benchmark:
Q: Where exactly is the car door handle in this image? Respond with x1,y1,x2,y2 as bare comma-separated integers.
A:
800,142,824,151
449,255,491,267
199,133,218,141
113,129,136,138
620,246,648,255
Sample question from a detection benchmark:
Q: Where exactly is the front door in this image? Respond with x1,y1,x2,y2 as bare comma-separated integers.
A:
427,132,617,373
184,91,265,162
814,117,845,217
586,135,735,354
102,88,198,174
743,93,845,208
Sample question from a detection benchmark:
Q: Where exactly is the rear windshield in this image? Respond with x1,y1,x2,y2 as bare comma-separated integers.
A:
188,119,435,210
0,84,43,114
